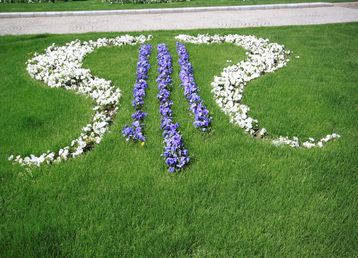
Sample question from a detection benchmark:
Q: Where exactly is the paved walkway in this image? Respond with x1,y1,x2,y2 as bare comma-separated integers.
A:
0,2,357,35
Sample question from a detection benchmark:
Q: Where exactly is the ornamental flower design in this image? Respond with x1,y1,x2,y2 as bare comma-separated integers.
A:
176,34,340,148
156,44,190,173
176,42,212,132
9,35,152,167
122,44,152,142
9,34,341,170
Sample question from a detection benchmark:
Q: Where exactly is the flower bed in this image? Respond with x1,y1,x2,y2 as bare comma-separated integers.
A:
122,44,152,143
156,43,190,172
9,35,151,167
176,42,212,132
176,34,340,148
9,33,342,169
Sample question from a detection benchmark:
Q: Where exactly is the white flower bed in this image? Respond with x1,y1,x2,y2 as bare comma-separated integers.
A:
9,35,151,167
176,34,340,148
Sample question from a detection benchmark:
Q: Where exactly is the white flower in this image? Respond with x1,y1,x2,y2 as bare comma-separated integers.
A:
176,34,340,149
10,34,152,167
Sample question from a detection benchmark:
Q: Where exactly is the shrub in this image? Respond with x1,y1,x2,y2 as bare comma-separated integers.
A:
0,0,189,3
0,0,62,3
105,0,190,4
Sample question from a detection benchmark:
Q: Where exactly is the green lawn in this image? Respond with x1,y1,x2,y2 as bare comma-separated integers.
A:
0,0,356,12
0,23,357,257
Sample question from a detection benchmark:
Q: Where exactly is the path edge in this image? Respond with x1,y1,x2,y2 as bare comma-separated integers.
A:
0,2,334,18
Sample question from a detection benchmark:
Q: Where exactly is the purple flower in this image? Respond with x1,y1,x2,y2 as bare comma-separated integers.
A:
176,42,212,132
122,44,152,142
157,43,190,173
131,110,148,121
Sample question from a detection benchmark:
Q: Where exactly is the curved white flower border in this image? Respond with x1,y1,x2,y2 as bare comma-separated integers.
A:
176,34,340,148
9,35,152,167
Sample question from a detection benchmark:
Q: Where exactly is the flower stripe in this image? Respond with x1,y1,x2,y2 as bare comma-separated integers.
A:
176,42,212,132
122,44,152,142
156,43,190,173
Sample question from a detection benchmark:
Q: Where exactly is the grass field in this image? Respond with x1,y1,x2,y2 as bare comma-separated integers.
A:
0,0,356,12
0,23,357,257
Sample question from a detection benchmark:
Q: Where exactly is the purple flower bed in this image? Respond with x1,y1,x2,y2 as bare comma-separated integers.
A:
122,44,152,142
176,42,212,132
157,43,190,173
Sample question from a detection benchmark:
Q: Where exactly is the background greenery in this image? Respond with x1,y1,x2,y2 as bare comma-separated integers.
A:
0,0,357,12
0,0,187,5
0,23,357,257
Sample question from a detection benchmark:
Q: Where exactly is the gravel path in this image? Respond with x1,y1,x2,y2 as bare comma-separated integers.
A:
0,2,357,35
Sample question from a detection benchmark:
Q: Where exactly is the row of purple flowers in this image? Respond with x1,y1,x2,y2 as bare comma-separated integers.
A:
156,44,190,173
122,44,152,143
176,42,212,132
